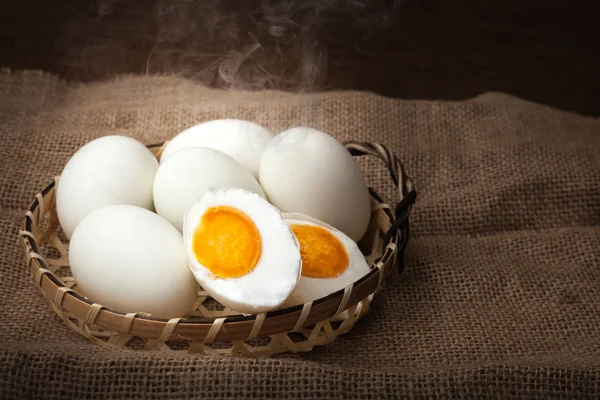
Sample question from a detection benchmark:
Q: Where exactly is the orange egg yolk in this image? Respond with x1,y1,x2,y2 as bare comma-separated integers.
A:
192,206,262,279
291,224,349,278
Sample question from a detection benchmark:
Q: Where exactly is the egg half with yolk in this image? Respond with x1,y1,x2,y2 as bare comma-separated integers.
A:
183,188,302,314
282,213,371,307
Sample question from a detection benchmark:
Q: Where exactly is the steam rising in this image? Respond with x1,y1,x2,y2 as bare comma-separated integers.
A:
62,0,403,91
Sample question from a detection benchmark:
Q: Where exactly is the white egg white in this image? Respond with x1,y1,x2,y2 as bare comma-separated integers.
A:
281,213,372,307
183,188,302,314
160,119,274,179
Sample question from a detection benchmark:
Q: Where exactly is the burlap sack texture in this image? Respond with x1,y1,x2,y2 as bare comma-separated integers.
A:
1,69,599,398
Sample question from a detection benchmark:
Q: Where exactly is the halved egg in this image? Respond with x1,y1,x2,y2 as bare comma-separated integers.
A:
183,188,302,314
282,213,371,307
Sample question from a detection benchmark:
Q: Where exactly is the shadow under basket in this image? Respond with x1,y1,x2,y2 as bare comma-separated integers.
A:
18,140,416,357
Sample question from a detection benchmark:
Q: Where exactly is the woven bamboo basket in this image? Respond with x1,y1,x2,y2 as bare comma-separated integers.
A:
18,140,416,357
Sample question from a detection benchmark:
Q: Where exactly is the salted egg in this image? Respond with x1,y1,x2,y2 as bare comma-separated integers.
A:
259,127,371,242
160,119,274,179
281,213,371,307
183,188,301,314
69,205,199,319
153,147,265,232
56,135,158,238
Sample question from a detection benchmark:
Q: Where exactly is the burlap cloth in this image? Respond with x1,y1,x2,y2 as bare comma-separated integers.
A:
1,69,599,398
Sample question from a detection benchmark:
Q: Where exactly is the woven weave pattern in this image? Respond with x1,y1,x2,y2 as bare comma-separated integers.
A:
1,70,600,398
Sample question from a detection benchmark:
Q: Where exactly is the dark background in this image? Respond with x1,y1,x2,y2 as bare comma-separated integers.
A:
1,0,599,116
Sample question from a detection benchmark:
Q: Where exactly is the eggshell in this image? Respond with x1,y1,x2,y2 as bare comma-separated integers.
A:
56,135,158,239
160,119,274,179
259,127,371,242
68,205,199,319
153,147,265,231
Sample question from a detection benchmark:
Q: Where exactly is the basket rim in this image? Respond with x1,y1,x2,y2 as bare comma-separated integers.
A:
19,140,415,343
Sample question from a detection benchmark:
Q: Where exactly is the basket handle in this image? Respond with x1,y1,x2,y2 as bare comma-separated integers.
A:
344,141,417,274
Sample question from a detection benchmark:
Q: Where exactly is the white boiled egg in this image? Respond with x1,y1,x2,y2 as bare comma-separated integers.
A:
69,205,199,319
259,127,371,242
281,213,371,307
183,188,301,314
153,147,265,232
56,135,158,238
160,119,274,179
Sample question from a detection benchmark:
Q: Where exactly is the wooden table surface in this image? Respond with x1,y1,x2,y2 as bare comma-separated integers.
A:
1,0,599,116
